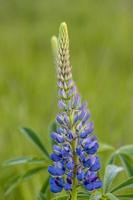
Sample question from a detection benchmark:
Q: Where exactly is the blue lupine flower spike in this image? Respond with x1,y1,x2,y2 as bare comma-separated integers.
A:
48,22,102,196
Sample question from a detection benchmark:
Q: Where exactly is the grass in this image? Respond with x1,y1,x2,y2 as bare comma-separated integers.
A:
0,0,133,199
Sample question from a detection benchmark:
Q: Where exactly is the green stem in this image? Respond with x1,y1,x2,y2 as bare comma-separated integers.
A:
71,188,77,200
71,135,78,200
70,111,78,200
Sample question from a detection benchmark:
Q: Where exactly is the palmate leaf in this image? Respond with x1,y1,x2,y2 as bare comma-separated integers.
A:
111,177,133,193
20,127,49,159
117,145,133,157
98,143,115,153
4,166,47,196
119,153,133,176
103,164,123,194
107,145,133,177
106,193,119,200
3,156,46,166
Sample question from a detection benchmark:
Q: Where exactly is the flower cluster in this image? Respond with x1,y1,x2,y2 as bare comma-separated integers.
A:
48,23,102,194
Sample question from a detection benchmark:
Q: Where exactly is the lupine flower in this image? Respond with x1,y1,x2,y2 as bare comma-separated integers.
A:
48,22,102,195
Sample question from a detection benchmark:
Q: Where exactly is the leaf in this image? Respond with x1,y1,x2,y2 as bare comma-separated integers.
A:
98,143,115,153
106,193,119,200
78,193,90,199
119,153,133,176
111,177,133,193
4,175,22,196
51,195,68,200
103,164,123,194
77,188,91,196
116,194,133,198
38,192,47,200
107,144,133,165
116,145,133,157
40,176,49,194
20,127,49,159
107,153,117,164
4,166,46,196
90,191,102,200
3,156,46,166
22,166,46,180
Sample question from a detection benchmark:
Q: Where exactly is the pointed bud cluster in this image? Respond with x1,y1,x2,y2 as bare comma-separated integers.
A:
48,22,102,193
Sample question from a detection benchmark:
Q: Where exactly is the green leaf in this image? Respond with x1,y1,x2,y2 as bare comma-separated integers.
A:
98,143,115,153
119,153,133,176
51,195,68,200
4,166,46,195
116,194,133,198
78,193,90,199
111,177,133,193
103,164,123,194
20,127,49,159
38,192,47,200
106,193,119,200
107,144,133,166
4,175,22,196
116,145,133,157
90,191,102,200
107,153,117,164
40,176,49,194
22,166,46,180
3,156,46,166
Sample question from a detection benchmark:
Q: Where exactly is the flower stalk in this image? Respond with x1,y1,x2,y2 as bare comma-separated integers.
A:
48,22,102,199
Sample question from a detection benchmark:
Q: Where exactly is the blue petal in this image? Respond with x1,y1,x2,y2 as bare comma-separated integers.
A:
50,177,64,193
50,153,62,162
53,145,62,153
56,114,64,125
85,143,99,154
82,156,94,168
76,147,81,156
82,113,90,124
48,166,65,176
51,132,64,143
80,130,89,138
58,100,66,109
77,170,85,181
84,182,94,191
64,183,72,191
66,161,74,170
93,180,102,189
67,130,73,140
90,157,101,171
85,122,94,133
84,179,102,191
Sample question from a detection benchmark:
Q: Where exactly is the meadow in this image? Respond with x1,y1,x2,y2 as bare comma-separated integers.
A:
0,0,133,199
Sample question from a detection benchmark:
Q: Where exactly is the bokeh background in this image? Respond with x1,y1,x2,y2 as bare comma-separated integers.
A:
0,0,133,199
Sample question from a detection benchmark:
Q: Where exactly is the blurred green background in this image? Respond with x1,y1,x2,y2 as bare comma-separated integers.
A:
0,0,133,199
